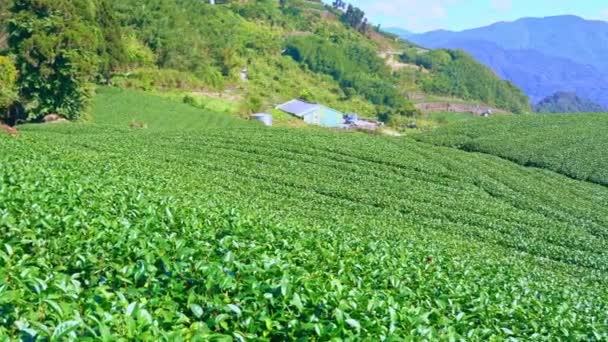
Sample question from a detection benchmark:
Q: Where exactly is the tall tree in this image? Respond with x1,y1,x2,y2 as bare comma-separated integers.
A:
8,0,102,120
332,0,346,10
96,0,127,81
0,56,18,122
341,5,366,32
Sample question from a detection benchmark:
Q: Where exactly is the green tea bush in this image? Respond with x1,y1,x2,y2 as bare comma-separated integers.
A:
417,113,608,185
1,118,607,339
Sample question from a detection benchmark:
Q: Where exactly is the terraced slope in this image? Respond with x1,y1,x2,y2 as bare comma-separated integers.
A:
1,122,607,339
417,114,608,185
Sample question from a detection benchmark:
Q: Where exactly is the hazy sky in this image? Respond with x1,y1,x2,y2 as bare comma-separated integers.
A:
343,0,608,32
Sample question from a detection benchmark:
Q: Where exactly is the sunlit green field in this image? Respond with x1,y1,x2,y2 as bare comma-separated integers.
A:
90,87,250,130
1,90,607,340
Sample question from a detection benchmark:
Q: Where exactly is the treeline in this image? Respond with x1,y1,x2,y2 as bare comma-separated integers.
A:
400,49,531,113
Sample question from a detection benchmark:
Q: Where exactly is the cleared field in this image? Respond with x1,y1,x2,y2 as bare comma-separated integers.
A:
417,114,608,185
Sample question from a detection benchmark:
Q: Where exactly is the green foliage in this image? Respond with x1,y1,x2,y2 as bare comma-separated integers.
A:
341,4,368,33
401,49,531,113
0,56,18,121
114,0,280,87
95,0,127,79
417,113,608,185
285,36,414,118
122,34,156,69
111,68,206,91
241,93,263,115
7,0,124,120
1,120,608,339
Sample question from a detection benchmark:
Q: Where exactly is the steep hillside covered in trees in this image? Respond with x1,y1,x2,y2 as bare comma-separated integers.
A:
399,48,530,113
0,0,531,125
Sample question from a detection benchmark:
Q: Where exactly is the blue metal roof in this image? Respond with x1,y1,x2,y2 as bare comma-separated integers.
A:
276,99,321,118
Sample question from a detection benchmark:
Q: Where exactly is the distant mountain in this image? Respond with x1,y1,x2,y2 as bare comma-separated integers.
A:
410,16,608,72
384,27,414,38
535,92,606,113
406,16,608,107
422,39,608,105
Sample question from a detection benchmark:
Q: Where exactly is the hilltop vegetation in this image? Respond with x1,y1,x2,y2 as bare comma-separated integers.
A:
399,48,531,113
0,0,531,126
417,114,608,185
535,92,606,113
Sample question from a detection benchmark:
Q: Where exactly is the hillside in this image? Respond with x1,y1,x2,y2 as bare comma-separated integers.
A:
417,114,608,185
408,15,608,107
398,48,530,113
1,93,608,337
535,92,606,113
0,0,531,128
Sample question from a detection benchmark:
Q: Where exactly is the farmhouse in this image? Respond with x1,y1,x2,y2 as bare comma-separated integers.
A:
276,99,346,128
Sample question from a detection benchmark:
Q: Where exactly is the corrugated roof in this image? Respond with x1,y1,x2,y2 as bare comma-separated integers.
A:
276,99,320,118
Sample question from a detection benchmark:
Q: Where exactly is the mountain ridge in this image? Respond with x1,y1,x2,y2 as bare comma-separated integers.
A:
407,15,608,109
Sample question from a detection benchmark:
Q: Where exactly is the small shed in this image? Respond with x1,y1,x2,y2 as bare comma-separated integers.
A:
276,99,346,128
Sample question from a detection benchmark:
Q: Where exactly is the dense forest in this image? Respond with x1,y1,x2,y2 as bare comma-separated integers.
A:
0,0,531,126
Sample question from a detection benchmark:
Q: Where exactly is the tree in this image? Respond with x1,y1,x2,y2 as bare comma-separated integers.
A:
8,0,103,120
332,0,346,10
0,56,18,122
96,0,127,81
359,18,368,34
341,5,366,31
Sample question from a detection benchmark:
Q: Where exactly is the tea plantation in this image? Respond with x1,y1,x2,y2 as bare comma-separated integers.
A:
417,114,608,185
90,87,249,130
1,102,608,339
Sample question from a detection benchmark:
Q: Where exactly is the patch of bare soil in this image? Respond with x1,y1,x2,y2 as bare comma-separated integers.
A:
0,124,18,138
414,102,508,115
43,114,69,123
